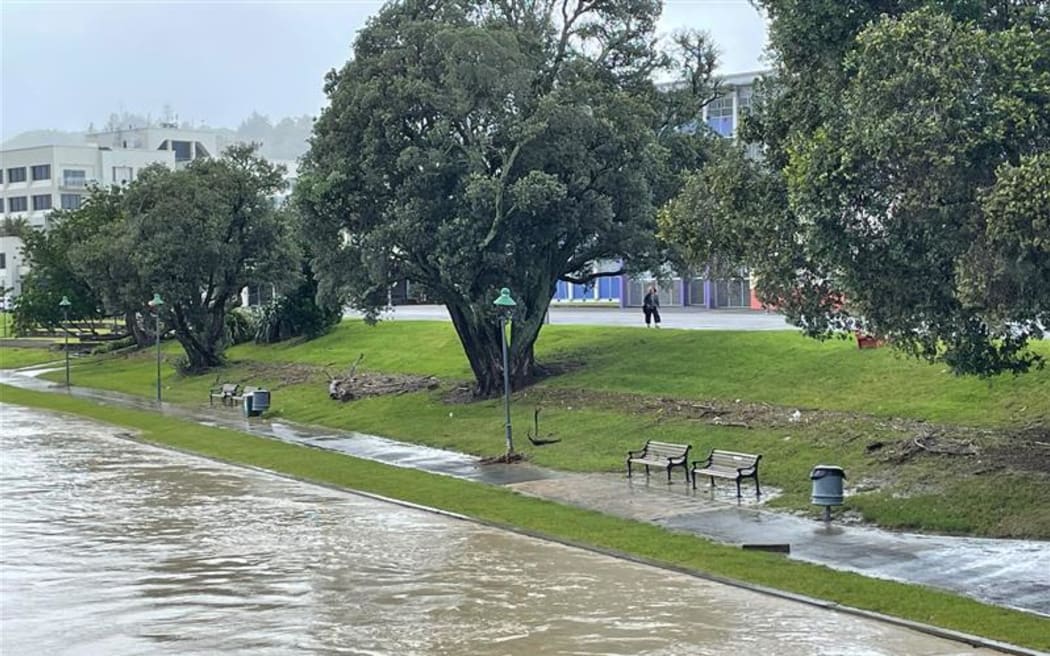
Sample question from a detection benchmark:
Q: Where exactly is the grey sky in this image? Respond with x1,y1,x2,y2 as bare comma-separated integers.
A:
1,1,768,140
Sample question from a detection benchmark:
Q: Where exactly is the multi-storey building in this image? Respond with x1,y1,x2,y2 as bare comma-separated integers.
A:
0,125,224,305
551,69,771,309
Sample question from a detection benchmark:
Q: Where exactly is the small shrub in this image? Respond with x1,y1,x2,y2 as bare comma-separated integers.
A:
225,308,259,346
255,291,340,344
90,335,136,354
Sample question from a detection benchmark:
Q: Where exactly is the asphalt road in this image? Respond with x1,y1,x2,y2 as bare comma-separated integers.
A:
354,304,794,331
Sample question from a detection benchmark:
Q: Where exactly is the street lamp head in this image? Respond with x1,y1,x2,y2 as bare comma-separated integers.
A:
148,293,164,310
58,295,71,308
493,287,517,308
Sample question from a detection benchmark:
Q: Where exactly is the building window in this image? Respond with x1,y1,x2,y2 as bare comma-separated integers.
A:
7,168,27,183
61,194,83,210
31,165,51,181
738,87,753,115
706,94,735,137
8,196,28,212
0,253,5,269
171,140,193,162
112,166,134,184
63,169,87,188
32,194,52,211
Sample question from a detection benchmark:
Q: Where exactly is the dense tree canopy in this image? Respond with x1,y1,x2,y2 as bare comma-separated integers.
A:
124,145,299,370
15,145,299,370
663,1,1049,375
298,0,716,396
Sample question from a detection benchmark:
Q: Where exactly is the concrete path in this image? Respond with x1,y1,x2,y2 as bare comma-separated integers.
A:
350,304,794,330
3,369,1048,621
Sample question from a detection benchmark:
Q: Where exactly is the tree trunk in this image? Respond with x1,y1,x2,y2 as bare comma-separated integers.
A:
126,311,152,348
169,304,226,372
446,291,551,398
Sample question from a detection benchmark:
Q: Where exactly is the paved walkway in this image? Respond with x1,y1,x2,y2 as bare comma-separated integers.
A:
2,368,1048,621
350,304,794,330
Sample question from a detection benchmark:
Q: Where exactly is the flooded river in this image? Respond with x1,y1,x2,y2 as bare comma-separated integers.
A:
0,404,1004,655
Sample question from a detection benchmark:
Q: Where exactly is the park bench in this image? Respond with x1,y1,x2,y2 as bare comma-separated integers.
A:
232,386,259,403
209,383,241,406
626,440,691,484
691,449,762,497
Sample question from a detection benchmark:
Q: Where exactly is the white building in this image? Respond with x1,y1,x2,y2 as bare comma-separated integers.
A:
1,124,227,304
87,124,224,167
0,235,27,305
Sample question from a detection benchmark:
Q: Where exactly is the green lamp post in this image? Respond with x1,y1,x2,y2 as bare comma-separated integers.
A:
58,295,71,387
493,287,517,455
148,293,164,403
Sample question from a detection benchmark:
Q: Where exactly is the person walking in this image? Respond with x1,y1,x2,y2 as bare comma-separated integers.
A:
643,286,661,327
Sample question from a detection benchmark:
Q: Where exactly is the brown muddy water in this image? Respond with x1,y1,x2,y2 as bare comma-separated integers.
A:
0,404,1004,655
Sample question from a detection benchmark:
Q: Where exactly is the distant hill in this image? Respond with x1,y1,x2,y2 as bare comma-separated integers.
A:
1,130,88,149
3,111,314,162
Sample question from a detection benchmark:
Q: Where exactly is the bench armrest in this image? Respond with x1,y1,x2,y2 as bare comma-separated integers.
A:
627,448,647,458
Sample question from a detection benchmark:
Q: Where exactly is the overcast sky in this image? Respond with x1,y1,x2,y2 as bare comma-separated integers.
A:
0,0,768,140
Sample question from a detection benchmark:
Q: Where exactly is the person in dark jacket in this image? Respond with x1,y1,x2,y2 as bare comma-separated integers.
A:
643,286,661,327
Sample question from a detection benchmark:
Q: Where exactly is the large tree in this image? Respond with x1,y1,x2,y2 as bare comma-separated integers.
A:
11,216,104,335
298,0,715,396
663,2,1049,375
124,145,299,370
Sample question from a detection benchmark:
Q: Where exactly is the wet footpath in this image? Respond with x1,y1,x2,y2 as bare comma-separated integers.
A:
2,368,1048,625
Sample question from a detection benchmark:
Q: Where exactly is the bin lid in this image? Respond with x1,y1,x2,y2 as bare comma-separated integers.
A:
810,465,846,479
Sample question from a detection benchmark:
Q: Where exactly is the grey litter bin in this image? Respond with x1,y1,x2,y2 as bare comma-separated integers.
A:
250,388,270,415
810,465,846,512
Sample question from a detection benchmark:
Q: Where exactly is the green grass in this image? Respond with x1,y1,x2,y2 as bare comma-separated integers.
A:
0,346,66,369
36,320,1050,537
3,383,1047,653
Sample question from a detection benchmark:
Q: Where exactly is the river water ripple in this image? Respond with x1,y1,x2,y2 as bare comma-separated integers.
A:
0,404,1004,655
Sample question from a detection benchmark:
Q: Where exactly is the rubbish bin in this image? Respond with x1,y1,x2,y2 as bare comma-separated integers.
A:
810,465,846,506
250,388,270,415
242,389,270,417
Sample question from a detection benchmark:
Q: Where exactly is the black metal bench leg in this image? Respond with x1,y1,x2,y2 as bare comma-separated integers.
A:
754,474,761,497
627,461,632,478
691,471,696,489
736,477,742,498
666,466,672,484
709,476,715,489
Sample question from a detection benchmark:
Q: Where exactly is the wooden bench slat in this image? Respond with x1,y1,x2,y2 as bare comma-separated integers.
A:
691,448,762,497
625,439,691,484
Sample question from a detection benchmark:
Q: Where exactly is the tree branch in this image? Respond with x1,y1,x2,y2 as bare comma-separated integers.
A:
559,267,625,284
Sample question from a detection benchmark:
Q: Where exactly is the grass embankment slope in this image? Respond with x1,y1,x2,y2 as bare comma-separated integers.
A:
2,384,1047,653
0,346,65,369
21,319,1050,538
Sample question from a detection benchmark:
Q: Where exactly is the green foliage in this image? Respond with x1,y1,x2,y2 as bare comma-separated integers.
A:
254,269,341,344
298,0,717,396
89,335,136,354
667,1,1050,376
124,144,300,370
224,308,258,346
12,209,104,333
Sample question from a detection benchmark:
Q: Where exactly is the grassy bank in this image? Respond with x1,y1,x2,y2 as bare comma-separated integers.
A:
23,320,1050,537
3,384,1047,652
0,346,66,369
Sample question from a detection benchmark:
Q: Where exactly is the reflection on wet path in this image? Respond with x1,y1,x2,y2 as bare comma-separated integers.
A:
0,404,1006,655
